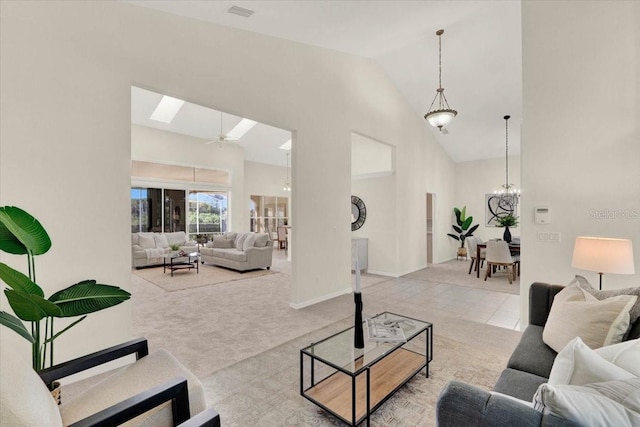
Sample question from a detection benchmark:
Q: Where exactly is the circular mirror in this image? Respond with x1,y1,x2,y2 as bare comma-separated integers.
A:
351,195,366,231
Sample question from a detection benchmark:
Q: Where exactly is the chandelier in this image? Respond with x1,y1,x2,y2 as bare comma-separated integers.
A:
424,29,457,131
494,115,520,204
283,152,291,192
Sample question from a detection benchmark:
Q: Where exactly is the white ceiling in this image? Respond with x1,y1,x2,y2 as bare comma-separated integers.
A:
127,0,522,164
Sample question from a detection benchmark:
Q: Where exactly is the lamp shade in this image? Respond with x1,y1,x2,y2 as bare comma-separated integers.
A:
571,237,635,275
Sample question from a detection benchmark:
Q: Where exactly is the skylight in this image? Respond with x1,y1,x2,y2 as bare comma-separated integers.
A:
150,96,185,123
280,139,291,150
226,118,257,139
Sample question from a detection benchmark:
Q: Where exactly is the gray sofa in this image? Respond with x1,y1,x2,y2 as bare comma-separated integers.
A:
131,231,197,268
200,232,273,272
436,282,640,427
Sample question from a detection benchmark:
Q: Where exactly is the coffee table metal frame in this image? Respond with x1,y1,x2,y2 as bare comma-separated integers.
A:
163,252,200,277
300,312,432,426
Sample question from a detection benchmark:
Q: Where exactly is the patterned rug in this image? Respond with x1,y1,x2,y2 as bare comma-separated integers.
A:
132,264,275,292
200,317,510,426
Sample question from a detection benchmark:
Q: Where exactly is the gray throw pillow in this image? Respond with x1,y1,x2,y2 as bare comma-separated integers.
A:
572,275,640,327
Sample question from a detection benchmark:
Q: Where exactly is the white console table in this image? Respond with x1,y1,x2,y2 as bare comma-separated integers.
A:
351,238,368,271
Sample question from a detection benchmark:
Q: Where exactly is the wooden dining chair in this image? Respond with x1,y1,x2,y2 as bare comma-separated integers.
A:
466,237,485,275
484,240,518,284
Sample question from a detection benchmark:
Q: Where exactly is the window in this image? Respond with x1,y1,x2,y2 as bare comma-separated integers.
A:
250,195,288,236
188,191,228,240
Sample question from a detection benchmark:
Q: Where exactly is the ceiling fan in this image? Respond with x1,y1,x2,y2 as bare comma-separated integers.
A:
205,111,239,145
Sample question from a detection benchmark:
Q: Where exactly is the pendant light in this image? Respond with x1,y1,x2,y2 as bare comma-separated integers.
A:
424,29,458,131
494,115,520,203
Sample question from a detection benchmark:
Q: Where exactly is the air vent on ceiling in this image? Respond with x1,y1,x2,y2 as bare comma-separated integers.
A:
227,5,254,18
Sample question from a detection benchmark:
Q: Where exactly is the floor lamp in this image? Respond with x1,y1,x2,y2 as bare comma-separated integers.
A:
571,236,635,290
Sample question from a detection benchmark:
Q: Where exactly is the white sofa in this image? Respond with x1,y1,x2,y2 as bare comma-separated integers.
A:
131,231,197,268
199,232,273,272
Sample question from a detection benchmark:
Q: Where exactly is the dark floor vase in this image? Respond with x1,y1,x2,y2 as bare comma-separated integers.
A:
503,226,512,243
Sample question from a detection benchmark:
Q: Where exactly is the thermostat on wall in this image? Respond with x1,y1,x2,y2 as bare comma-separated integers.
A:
535,207,550,224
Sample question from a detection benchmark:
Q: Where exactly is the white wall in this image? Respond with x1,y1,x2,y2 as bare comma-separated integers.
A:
131,125,246,232
351,175,397,276
454,156,522,248
521,1,640,325
0,1,455,359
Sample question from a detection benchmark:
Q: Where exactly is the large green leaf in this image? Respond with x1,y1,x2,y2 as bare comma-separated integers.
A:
464,224,480,237
461,216,473,231
453,208,462,226
0,311,35,343
0,206,51,256
49,280,131,317
460,206,467,221
0,263,44,297
4,289,62,321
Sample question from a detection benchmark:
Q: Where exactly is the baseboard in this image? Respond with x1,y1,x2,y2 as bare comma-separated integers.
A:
365,269,400,278
290,287,352,309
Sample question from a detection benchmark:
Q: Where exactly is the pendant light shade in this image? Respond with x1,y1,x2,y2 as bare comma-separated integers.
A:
424,29,457,131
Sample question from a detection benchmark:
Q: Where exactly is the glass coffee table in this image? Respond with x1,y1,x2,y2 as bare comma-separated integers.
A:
300,312,432,426
163,252,199,277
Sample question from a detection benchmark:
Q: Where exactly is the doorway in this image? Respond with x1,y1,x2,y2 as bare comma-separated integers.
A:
426,193,434,264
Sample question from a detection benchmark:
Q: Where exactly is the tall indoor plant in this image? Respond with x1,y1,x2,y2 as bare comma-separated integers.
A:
0,206,130,373
447,206,479,257
497,214,519,243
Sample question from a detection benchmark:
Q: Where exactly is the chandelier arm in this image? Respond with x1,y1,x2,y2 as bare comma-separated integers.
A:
427,92,439,113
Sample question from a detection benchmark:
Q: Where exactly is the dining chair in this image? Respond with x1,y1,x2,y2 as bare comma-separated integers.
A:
277,226,287,250
466,237,486,275
484,240,518,284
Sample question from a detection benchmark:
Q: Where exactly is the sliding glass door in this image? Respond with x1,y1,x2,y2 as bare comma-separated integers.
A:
131,187,228,238
188,191,228,240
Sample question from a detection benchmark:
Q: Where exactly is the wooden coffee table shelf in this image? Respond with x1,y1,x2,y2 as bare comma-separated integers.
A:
300,312,432,426
305,348,425,422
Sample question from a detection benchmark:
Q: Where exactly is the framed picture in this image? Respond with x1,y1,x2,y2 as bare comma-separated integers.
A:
486,194,518,226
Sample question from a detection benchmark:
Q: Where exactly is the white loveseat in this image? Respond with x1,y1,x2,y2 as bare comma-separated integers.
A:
199,232,272,272
131,231,197,268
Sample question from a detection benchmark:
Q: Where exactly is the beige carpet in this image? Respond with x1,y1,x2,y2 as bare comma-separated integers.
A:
201,316,510,426
132,264,275,292
404,259,520,295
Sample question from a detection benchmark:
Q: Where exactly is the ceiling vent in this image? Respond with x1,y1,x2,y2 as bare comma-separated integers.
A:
227,6,254,18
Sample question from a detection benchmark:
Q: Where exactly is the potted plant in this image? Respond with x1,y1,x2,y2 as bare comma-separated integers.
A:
169,243,181,254
446,206,479,258
496,214,519,243
0,206,130,394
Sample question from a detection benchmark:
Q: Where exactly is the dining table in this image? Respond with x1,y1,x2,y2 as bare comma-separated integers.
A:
476,242,521,278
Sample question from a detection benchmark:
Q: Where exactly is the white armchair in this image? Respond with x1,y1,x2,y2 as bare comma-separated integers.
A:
0,338,220,427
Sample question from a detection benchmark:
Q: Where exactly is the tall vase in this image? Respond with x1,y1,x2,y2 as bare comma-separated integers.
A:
503,226,512,243
354,292,364,348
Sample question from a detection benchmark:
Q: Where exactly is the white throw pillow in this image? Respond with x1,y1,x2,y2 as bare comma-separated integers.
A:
153,234,169,249
533,380,640,427
235,233,247,250
571,275,640,328
242,234,256,251
595,338,640,376
137,233,155,249
542,284,637,352
548,337,636,386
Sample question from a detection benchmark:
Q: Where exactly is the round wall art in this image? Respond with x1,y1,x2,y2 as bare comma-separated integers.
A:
351,195,366,231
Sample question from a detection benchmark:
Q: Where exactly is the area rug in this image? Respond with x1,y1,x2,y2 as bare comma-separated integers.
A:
132,264,276,292
200,317,510,426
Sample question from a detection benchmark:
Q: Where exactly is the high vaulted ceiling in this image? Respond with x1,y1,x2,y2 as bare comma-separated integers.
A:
127,0,522,164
